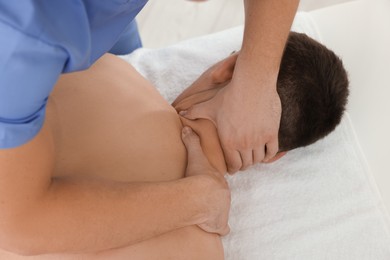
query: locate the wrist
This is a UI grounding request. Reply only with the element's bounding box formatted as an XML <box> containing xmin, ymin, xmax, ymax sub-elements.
<box><xmin>183</xmin><ymin>175</ymin><xmax>215</xmax><ymax>225</ymax></box>
<box><xmin>229</xmin><ymin>67</ymin><xmax>278</xmax><ymax>96</ymax></box>
<box><xmin>238</xmin><ymin>47</ymin><xmax>281</xmax><ymax>75</ymax></box>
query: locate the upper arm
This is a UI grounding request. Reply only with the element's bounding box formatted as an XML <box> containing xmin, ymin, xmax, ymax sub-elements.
<box><xmin>0</xmin><ymin>121</ymin><xmax>55</xmax><ymax>250</ymax></box>
<box><xmin>0</xmin><ymin>20</ymin><xmax>67</xmax><ymax>148</ymax></box>
<box><xmin>0</xmin><ymin>19</ymin><xmax>64</xmax><ymax>249</ymax></box>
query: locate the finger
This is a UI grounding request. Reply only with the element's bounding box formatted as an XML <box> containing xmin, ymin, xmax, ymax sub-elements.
<box><xmin>181</xmin><ymin>127</ymin><xmax>209</xmax><ymax>172</ymax></box>
<box><xmin>253</xmin><ymin>147</ymin><xmax>266</xmax><ymax>164</ymax></box>
<box><xmin>219</xmin><ymin>225</ymin><xmax>231</xmax><ymax>236</ymax></box>
<box><xmin>180</xmin><ymin>102</ymin><xmax>216</xmax><ymax>125</ymax></box>
<box><xmin>239</xmin><ymin>149</ymin><xmax>253</xmax><ymax>171</ymax></box>
<box><xmin>263</xmin><ymin>137</ymin><xmax>279</xmax><ymax>162</ymax></box>
<box><xmin>223</xmin><ymin>148</ymin><xmax>242</xmax><ymax>174</ymax></box>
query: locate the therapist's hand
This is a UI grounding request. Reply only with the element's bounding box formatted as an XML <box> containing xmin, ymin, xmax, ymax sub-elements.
<box><xmin>181</xmin><ymin>126</ymin><xmax>231</xmax><ymax>236</ymax></box>
<box><xmin>181</xmin><ymin>67</ymin><xmax>281</xmax><ymax>174</ymax></box>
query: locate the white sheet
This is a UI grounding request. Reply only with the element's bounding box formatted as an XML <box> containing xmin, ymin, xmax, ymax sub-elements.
<box><xmin>121</xmin><ymin>12</ymin><xmax>390</xmax><ymax>260</ymax></box>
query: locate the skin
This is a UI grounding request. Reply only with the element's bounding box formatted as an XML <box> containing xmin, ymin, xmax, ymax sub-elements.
<box><xmin>0</xmin><ymin>54</ymin><xmax>231</xmax><ymax>258</ymax></box>
<box><xmin>182</xmin><ymin>0</ymin><xmax>299</xmax><ymax>173</ymax></box>
<box><xmin>0</xmin><ymin>0</ymin><xmax>297</xmax><ymax>257</ymax></box>
<box><xmin>0</xmin><ymin>53</ymin><xmax>286</xmax><ymax>259</ymax></box>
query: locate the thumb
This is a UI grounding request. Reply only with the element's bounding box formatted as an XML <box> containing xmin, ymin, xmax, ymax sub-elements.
<box><xmin>181</xmin><ymin>127</ymin><xmax>210</xmax><ymax>176</ymax></box>
<box><xmin>180</xmin><ymin>100</ymin><xmax>216</xmax><ymax>124</ymax></box>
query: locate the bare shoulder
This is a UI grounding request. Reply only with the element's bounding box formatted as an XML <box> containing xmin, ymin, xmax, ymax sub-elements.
<box><xmin>47</xmin><ymin>52</ymin><xmax>184</xmax><ymax>181</ymax></box>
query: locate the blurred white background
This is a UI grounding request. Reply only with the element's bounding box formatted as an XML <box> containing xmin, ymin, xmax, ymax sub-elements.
<box><xmin>137</xmin><ymin>0</ymin><xmax>356</xmax><ymax>48</ymax></box>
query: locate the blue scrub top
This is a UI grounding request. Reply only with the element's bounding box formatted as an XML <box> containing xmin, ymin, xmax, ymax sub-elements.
<box><xmin>0</xmin><ymin>0</ymin><xmax>148</xmax><ymax>148</ymax></box>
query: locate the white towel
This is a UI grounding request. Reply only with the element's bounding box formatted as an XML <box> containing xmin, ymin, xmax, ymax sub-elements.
<box><xmin>223</xmin><ymin>114</ymin><xmax>390</xmax><ymax>259</ymax></box>
<box><xmin>121</xmin><ymin>12</ymin><xmax>390</xmax><ymax>260</ymax></box>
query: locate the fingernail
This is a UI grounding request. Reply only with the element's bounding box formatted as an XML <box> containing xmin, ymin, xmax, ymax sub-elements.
<box><xmin>182</xmin><ymin>126</ymin><xmax>192</xmax><ymax>135</ymax></box>
<box><xmin>179</xmin><ymin>110</ymin><xmax>187</xmax><ymax>116</ymax></box>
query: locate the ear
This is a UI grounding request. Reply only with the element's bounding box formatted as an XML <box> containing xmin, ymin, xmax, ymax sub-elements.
<box><xmin>264</xmin><ymin>151</ymin><xmax>287</xmax><ymax>163</ymax></box>
<box><xmin>210</xmin><ymin>52</ymin><xmax>239</xmax><ymax>84</ymax></box>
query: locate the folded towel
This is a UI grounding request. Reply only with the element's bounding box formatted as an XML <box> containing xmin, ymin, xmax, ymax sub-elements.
<box><xmin>121</xmin><ymin>12</ymin><xmax>390</xmax><ymax>260</ymax></box>
<box><xmin>223</xmin><ymin>114</ymin><xmax>390</xmax><ymax>259</ymax></box>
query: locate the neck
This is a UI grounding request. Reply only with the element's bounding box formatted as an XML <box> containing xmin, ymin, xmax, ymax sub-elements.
<box><xmin>174</xmin><ymin>89</ymin><xmax>227</xmax><ymax>175</ymax></box>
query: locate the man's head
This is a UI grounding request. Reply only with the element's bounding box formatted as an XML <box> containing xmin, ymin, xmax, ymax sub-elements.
<box><xmin>277</xmin><ymin>32</ymin><xmax>349</xmax><ymax>151</ymax></box>
<box><xmin>174</xmin><ymin>32</ymin><xmax>349</xmax><ymax>155</ymax></box>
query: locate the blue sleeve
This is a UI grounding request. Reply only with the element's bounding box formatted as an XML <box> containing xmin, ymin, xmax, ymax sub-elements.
<box><xmin>0</xmin><ymin>21</ymin><xmax>67</xmax><ymax>149</ymax></box>
<box><xmin>109</xmin><ymin>20</ymin><xmax>143</xmax><ymax>55</ymax></box>
<box><xmin>0</xmin><ymin>0</ymin><xmax>147</xmax><ymax>149</ymax></box>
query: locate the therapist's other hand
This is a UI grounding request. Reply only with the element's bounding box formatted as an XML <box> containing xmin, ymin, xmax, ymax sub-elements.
<box><xmin>181</xmin><ymin>73</ymin><xmax>281</xmax><ymax>174</ymax></box>
<box><xmin>181</xmin><ymin>126</ymin><xmax>231</xmax><ymax>236</ymax></box>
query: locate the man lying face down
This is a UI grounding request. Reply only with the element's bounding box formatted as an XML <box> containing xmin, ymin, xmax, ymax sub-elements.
<box><xmin>174</xmin><ymin>31</ymin><xmax>349</xmax><ymax>171</ymax></box>
<box><xmin>0</xmin><ymin>32</ymin><xmax>348</xmax><ymax>259</ymax></box>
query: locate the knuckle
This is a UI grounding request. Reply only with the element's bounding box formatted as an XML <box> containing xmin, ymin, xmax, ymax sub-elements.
<box><xmin>222</xmin><ymin>136</ymin><xmax>236</xmax><ymax>149</ymax></box>
<box><xmin>261</xmin><ymin>133</ymin><xmax>273</xmax><ymax>142</ymax></box>
<box><xmin>237</xmin><ymin>141</ymin><xmax>250</xmax><ymax>150</ymax></box>
<box><xmin>224</xmin><ymin>143</ymin><xmax>235</xmax><ymax>151</ymax></box>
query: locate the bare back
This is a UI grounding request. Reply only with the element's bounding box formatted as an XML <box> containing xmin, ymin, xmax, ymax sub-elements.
<box><xmin>0</xmin><ymin>54</ymin><xmax>224</xmax><ymax>259</ymax></box>
<box><xmin>48</xmin><ymin>54</ymin><xmax>187</xmax><ymax>182</ymax></box>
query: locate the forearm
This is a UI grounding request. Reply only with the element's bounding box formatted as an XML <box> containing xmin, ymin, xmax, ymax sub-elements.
<box><xmin>240</xmin><ymin>0</ymin><xmax>299</xmax><ymax>75</ymax></box>
<box><xmin>3</xmin><ymin>176</ymin><xmax>208</xmax><ymax>255</ymax></box>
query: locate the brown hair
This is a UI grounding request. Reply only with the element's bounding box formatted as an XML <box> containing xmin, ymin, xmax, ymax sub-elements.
<box><xmin>277</xmin><ymin>32</ymin><xmax>349</xmax><ymax>151</ymax></box>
